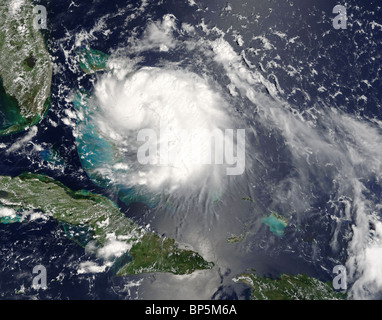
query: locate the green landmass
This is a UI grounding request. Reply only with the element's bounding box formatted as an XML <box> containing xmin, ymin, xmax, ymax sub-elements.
<box><xmin>234</xmin><ymin>272</ymin><xmax>346</xmax><ymax>300</ymax></box>
<box><xmin>0</xmin><ymin>173</ymin><xmax>213</xmax><ymax>275</ymax></box>
<box><xmin>76</xmin><ymin>48</ymin><xmax>109</xmax><ymax>74</ymax></box>
<box><xmin>261</xmin><ymin>211</ymin><xmax>288</xmax><ymax>238</ymax></box>
<box><xmin>117</xmin><ymin>234</ymin><xmax>214</xmax><ymax>275</ymax></box>
<box><xmin>226</xmin><ymin>231</ymin><xmax>246</xmax><ymax>244</ymax></box>
<box><xmin>0</xmin><ymin>0</ymin><xmax>52</xmax><ymax>135</ymax></box>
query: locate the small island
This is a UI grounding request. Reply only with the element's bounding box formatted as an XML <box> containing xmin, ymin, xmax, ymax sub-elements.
<box><xmin>226</xmin><ymin>231</ymin><xmax>246</xmax><ymax>244</ymax></box>
<box><xmin>76</xmin><ymin>47</ymin><xmax>109</xmax><ymax>74</ymax></box>
<box><xmin>241</xmin><ymin>197</ymin><xmax>255</xmax><ymax>202</ymax></box>
<box><xmin>261</xmin><ymin>211</ymin><xmax>289</xmax><ymax>238</ymax></box>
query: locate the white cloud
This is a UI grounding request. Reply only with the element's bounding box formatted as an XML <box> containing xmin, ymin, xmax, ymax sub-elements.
<box><xmin>77</xmin><ymin>261</ymin><xmax>107</xmax><ymax>274</ymax></box>
<box><xmin>96</xmin><ymin>233</ymin><xmax>131</xmax><ymax>261</ymax></box>
<box><xmin>7</xmin><ymin>126</ymin><xmax>38</xmax><ymax>153</ymax></box>
<box><xmin>89</xmin><ymin>65</ymin><xmax>241</xmax><ymax>193</ymax></box>
<box><xmin>9</xmin><ymin>0</ymin><xmax>25</xmax><ymax>15</ymax></box>
<box><xmin>137</xmin><ymin>14</ymin><xmax>178</xmax><ymax>52</ymax></box>
<box><xmin>0</xmin><ymin>207</ymin><xmax>17</xmax><ymax>219</ymax></box>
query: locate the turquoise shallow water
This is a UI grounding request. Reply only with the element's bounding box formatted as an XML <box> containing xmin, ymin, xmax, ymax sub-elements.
<box><xmin>73</xmin><ymin>90</ymin><xmax>160</xmax><ymax>208</ymax></box>
<box><xmin>0</xmin><ymin>209</ymin><xmax>21</xmax><ymax>224</ymax></box>
<box><xmin>73</xmin><ymin>91</ymin><xmax>115</xmax><ymax>185</ymax></box>
<box><xmin>76</xmin><ymin>47</ymin><xmax>109</xmax><ymax>74</ymax></box>
<box><xmin>261</xmin><ymin>213</ymin><xmax>288</xmax><ymax>238</ymax></box>
<box><xmin>0</xmin><ymin>216</ymin><xmax>21</xmax><ymax>224</ymax></box>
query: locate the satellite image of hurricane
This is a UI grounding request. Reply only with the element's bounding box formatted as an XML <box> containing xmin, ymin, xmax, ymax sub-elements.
<box><xmin>0</xmin><ymin>0</ymin><xmax>382</xmax><ymax>301</ymax></box>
